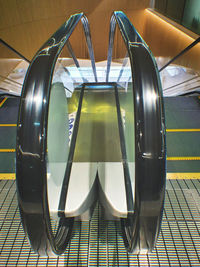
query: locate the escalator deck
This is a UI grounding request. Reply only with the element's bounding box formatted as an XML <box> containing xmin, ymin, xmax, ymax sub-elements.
<box><xmin>1</xmin><ymin>179</ymin><xmax>200</xmax><ymax>266</ymax></box>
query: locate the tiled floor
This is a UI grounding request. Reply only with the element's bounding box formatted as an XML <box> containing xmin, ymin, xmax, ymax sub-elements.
<box><xmin>0</xmin><ymin>179</ymin><xmax>200</xmax><ymax>266</ymax></box>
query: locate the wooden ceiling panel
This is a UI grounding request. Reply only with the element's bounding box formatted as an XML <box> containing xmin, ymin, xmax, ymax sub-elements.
<box><xmin>0</xmin><ymin>0</ymin><xmax>149</xmax><ymax>60</ymax></box>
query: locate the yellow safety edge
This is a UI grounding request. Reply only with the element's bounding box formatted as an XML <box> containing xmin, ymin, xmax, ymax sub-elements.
<box><xmin>1</xmin><ymin>173</ymin><xmax>200</xmax><ymax>180</ymax></box>
<box><xmin>167</xmin><ymin>156</ymin><xmax>200</xmax><ymax>160</ymax></box>
<box><xmin>0</xmin><ymin>124</ymin><xmax>17</xmax><ymax>127</ymax></box>
<box><xmin>0</xmin><ymin>149</ymin><xmax>16</xmax><ymax>152</ymax></box>
<box><xmin>167</xmin><ymin>129</ymin><xmax>200</xmax><ymax>132</ymax></box>
<box><xmin>0</xmin><ymin>97</ymin><xmax>7</xmax><ymax>107</ymax></box>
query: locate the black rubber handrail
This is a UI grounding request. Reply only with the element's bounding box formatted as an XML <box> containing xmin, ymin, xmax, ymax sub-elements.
<box><xmin>106</xmin><ymin>12</ymin><xmax>145</xmax><ymax>82</ymax></box>
<box><xmin>107</xmin><ymin>11</ymin><xmax>166</xmax><ymax>253</ymax></box>
<box><xmin>159</xmin><ymin>37</ymin><xmax>200</xmax><ymax>72</ymax></box>
<box><xmin>0</xmin><ymin>38</ymin><xmax>31</xmax><ymax>63</ymax></box>
<box><xmin>16</xmin><ymin>13</ymin><xmax>96</xmax><ymax>256</ymax></box>
<box><xmin>60</xmin><ymin>40</ymin><xmax>88</xmax><ymax>83</ymax></box>
<box><xmin>81</xmin><ymin>15</ymin><xmax>98</xmax><ymax>82</ymax></box>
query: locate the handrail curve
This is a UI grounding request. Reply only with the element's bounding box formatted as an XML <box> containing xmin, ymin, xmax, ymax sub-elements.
<box><xmin>16</xmin><ymin>13</ymin><xmax>96</xmax><ymax>256</ymax></box>
<box><xmin>107</xmin><ymin>11</ymin><xmax>166</xmax><ymax>253</ymax></box>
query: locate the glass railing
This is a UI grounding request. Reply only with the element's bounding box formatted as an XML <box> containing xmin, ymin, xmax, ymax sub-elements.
<box><xmin>16</xmin><ymin>13</ymin><xmax>96</xmax><ymax>256</ymax></box>
<box><xmin>107</xmin><ymin>13</ymin><xmax>135</xmax><ymax>218</ymax></box>
<box><xmin>54</xmin><ymin>16</ymin><xmax>97</xmax><ymax>96</ymax></box>
<box><xmin>107</xmin><ymin>11</ymin><xmax>166</xmax><ymax>253</ymax></box>
<box><xmin>106</xmin><ymin>26</ymin><xmax>131</xmax><ymax>85</ymax></box>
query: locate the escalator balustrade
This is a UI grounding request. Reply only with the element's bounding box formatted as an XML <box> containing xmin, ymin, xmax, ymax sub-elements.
<box><xmin>16</xmin><ymin>11</ymin><xmax>166</xmax><ymax>256</ymax></box>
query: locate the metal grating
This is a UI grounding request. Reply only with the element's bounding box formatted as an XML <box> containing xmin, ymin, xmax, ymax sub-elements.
<box><xmin>1</xmin><ymin>179</ymin><xmax>200</xmax><ymax>266</ymax></box>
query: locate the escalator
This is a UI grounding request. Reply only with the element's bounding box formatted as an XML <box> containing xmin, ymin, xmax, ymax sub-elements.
<box><xmin>15</xmin><ymin>11</ymin><xmax>166</xmax><ymax>256</ymax></box>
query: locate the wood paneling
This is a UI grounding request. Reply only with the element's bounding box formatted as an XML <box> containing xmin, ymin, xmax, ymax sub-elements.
<box><xmin>143</xmin><ymin>9</ymin><xmax>200</xmax><ymax>72</ymax></box>
<box><xmin>0</xmin><ymin>0</ymin><xmax>149</xmax><ymax>61</ymax></box>
<box><xmin>1</xmin><ymin>1</ymin><xmax>199</xmax><ymax>72</ymax></box>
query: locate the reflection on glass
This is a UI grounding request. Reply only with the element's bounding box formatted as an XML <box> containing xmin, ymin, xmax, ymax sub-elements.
<box><xmin>47</xmin><ymin>80</ymin><xmax>81</xmax><ymax>233</ymax></box>
<box><xmin>47</xmin><ymin>82</ymin><xmax>68</xmax><ymax>232</ymax></box>
<box><xmin>155</xmin><ymin>0</ymin><xmax>200</xmax><ymax>35</ymax></box>
<box><xmin>155</xmin><ymin>0</ymin><xmax>167</xmax><ymax>14</ymax></box>
<box><xmin>73</xmin><ymin>88</ymin><xmax>122</xmax><ymax>163</ymax></box>
<box><xmin>109</xmin><ymin>25</ymin><xmax>135</xmax><ymax>191</ymax></box>
<box><xmin>108</xmin><ymin>26</ymin><xmax>132</xmax><ymax>87</ymax></box>
<box><xmin>0</xmin><ymin>42</ymin><xmax>29</xmax><ymax>96</ymax></box>
<box><xmin>182</xmin><ymin>0</ymin><xmax>200</xmax><ymax>35</ymax></box>
<box><xmin>165</xmin><ymin>0</ymin><xmax>185</xmax><ymax>23</ymax></box>
<box><xmin>52</xmin><ymin>20</ymin><xmax>96</xmax><ymax>100</ymax></box>
<box><xmin>46</xmin><ymin>18</ymin><xmax>97</xmax><ymax>234</ymax></box>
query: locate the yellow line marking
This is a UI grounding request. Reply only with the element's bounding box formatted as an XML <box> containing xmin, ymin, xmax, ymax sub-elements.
<box><xmin>0</xmin><ymin>149</ymin><xmax>200</xmax><ymax>161</ymax></box>
<box><xmin>0</xmin><ymin>124</ymin><xmax>17</xmax><ymax>127</ymax></box>
<box><xmin>1</xmin><ymin>173</ymin><xmax>199</xmax><ymax>180</ymax></box>
<box><xmin>167</xmin><ymin>129</ymin><xmax>200</xmax><ymax>132</ymax></box>
<box><xmin>0</xmin><ymin>97</ymin><xmax>7</xmax><ymax>107</ymax></box>
<box><xmin>167</xmin><ymin>173</ymin><xmax>200</xmax><ymax>179</ymax></box>
<box><xmin>167</xmin><ymin>156</ymin><xmax>200</xmax><ymax>161</ymax></box>
<box><xmin>0</xmin><ymin>149</ymin><xmax>15</xmax><ymax>152</ymax></box>
<box><xmin>0</xmin><ymin>173</ymin><xmax>16</xmax><ymax>180</ymax></box>
<box><xmin>0</xmin><ymin>149</ymin><xmax>200</xmax><ymax>160</ymax></box>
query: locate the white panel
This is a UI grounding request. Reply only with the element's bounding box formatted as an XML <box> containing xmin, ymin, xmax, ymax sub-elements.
<box><xmin>47</xmin><ymin>162</ymin><xmax>66</xmax><ymax>217</ymax></box>
<box><xmin>65</xmin><ymin>162</ymin><xmax>98</xmax><ymax>217</ymax></box>
<box><xmin>98</xmin><ymin>162</ymin><xmax>127</xmax><ymax>217</ymax></box>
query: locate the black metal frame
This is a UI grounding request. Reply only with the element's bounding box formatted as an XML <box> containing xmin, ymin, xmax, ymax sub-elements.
<box><xmin>107</xmin><ymin>11</ymin><xmax>166</xmax><ymax>253</ymax></box>
<box><xmin>16</xmin><ymin>13</ymin><xmax>96</xmax><ymax>256</ymax></box>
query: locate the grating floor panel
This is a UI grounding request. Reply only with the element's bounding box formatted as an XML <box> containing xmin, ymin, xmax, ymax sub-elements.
<box><xmin>0</xmin><ymin>179</ymin><xmax>200</xmax><ymax>266</ymax></box>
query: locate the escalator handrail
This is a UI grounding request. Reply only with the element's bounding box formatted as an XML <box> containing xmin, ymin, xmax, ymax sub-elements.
<box><xmin>81</xmin><ymin>15</ymin><xmax>98</xmax><ymax>82</ymax></box>
<box><xmin>16</xmin><ymin>13</ymin><xmax>96</xmax><ymax>256</ymax></box>
<box><xmin>106</xmin><ymin>11</ymin><xmax>147</xmax><ymax>82</ymax></box>
<box><xmin>107</xmin><ymin>11</ymin><xmax>166</xmax><ymax>253</ymax></box>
